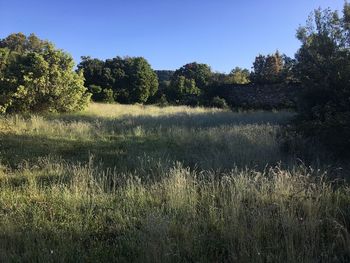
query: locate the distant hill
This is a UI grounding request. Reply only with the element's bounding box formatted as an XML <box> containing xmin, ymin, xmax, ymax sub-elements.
<box><xmin>155</xmin><ymin>70</ymin><xmax>174</xmax><ymax>82</ymax></box>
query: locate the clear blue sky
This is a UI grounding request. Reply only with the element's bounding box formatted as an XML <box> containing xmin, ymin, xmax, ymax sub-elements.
<box><xmin>0</xmin><ymin>0</ymin><xmax>345</xmax><ymax>72</ymax></box>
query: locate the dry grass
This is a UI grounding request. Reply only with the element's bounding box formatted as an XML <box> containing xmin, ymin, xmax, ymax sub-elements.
<box><xmin>0</xmin><ymin>103</ymin><xmax>348</xmax><ymax>262</ymax></box>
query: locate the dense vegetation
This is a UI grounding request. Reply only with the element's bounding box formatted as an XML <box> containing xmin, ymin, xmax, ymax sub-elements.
<box><xmin>292</xmin><ymin>5</ymin><xmax>350</xmax><ymax>157</ymax></box>
<box><xmin>0</xmin><ymin>33</ymin><xmax>90</xmax><ymax>113</ymax></box>
<box><xmin>0</xmin><ymin>3</ymin><xmax>349</xmax><ymax>262</ymax></box>
<box><xmin>78</xmin><ymin>55</ymin><xmax>293</xmax><ymax>107</ymax></box>
<box><xmin>77</xmin><ymin>56</ymin><xmax>158</xmax><ymax>104</ymax></box>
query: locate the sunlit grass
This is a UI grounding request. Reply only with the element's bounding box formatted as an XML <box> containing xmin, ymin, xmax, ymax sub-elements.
<box><xmin>0</xmin><ymin>103</ymin><xmax>348</xmax><ymax>262</ymax></box>
<box><xmin>0</xmin><ymin>159</ymin><xmax>349</xmax><ymax>262</ymax></box>
<box><xmin>83</xmin><ymin>102</ymin><xmax>225</xmax><ymax>117</ymax></box>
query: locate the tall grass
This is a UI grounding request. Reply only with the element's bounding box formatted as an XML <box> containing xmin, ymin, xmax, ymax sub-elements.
<box><xmin>0</xmin><ymin>103</ymin><xmax>295</xmax><ymax>170</ymax></box>
<box><xmin>0</xmin><ymin>103</ymin><xmax>348</xmax><ymax>262</ymax></box>
<box><xmin>0</xmin><ymin>159</ymin><xmax>349</xmax><ymax>262</ymax></box>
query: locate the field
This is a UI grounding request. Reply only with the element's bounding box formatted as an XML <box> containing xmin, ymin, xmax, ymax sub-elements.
<box><xmin>0</xmin><ymin>103</ymin><xmax>349</xmax><ymax>262</ymax></box>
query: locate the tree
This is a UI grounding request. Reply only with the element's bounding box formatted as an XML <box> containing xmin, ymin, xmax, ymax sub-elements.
<box><xmin>293</xmin><ymin>4</ymin><xmax>350</xmax><ymax>156</ymax></box>
<box><xmin>78</xmin><ymin>56</ymin><xmax>158</xmax><ymax>104</ymax></box>
<box><xmin>211</xmin><ymin>96</ymin><xmax>229</xmax><ymax>109</ymax></box>
<box><xmin>167</xmin><ymin>62</ymin><xmax>212</xmax><ymax>104</ymax></box>
<box><xmin>251</xmin><ymin>51</ymin><xmax>289</xmax><ymax>84</ymax></box>
<box><xmin>155</xmin><ymin>70</ymin><xmax>174</xmax><ymax>82</ymax></box>
<box><xmin>228</xmin><ymin>67</ymin><xmax>251</xmax><ymax>84</ymax></box>
<box><xmin>0</xmin><ymin>33</ymin><xmax>90</xmax><ymax>113</ymax></box>
<box><xmin>123</xmin><ymin>57</ymin><xmax>158</xmax><ymax>103</ymax></box>
<box><xmin>172</xmin><ymin>62</ymin><xmax>212</xmax><ymax>90</ymax></box>
<box><xmin>167</xmin><ymin>76</ymin><xmax>201</xmax><ymax>105</ymax></box>
<box><xmin>77</xmin><ymin>56</ymin><xmax>105</xmax><ymax>88</ymax></box>
<box><xmin>0</xmin><ymin>33</ymin><xmax>50</xmax><ymax>53</ymax></box>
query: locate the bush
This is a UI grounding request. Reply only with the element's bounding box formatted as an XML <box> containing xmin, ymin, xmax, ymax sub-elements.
<box><xmin>101</xmin><ymin>88</ymin><xmax>114</xmax><ymax>103</ymax></box>
<box><xmin>88</xmin><ymin>84</ymin><xmax>102</xmax><ymax>101</ymax></box>
<box><xmin>157</xmin><ymin>94</ymin><xmax>168</xmax><ymax>107</ymax></box>
<box><xmin>0</xmin><ymin>33</ymin><xmax>90</xmax><ymax>113</ymax></box>
<box><xmin>211</xmin><ymin>96</ymin><xmax>229</xmax><ymax>109</ymax></box>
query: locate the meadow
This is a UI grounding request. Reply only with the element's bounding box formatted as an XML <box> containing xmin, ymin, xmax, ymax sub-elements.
<box><xmin>0</xmin><ymin>103</ymin><xmax>349</xmax><ymax>262</ymax></box>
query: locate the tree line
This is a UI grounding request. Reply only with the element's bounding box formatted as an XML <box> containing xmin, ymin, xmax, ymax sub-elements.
<box><xmin>0</xmin><ymin>3</ymin><xmax>349</xmax><ymax>156</ymax></box>
<box><xmin>0</xmin><ymin>34</ymin><xmax>295</xmax><ymax>109</ymax></box>
<box><xmin>77</xmin><ymin>51</ymin><xmax>294</xmax><ymax>106</ymax></box>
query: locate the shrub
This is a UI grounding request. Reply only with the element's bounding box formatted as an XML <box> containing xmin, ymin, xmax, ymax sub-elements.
<box><xmin>211</xmin><ymin>96</ymin><xmax>229</xmax><ymax>109</ymax></box>
<box><xmin>101</xmin><ymin>88</ymin><xmax>114</xmax><ymax>103</ymax></box>
<box><xmin>157</xmin><ymin>94</ymin><xmax>168</xmax><ymax>107</ymax></box>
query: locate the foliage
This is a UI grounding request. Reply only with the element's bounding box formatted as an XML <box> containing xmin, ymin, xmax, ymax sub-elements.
<box><xmin>0</xmin><ymin>33</ymin><xmax>90</xmax><ymax>113</ymax></box>
<box><xmin>228</xmin><ymin>67</ymin><xmax>251</xmax><ymax>84</ymax></box>
<box><xmin>157</xmin><ymin>94</ymin><xmax>168</xmax><ymax>107</ymax></box>
<box><xmin>78</xmin><ymin>57</ymin><xmax>105</xmax><ymax>88</ymax></box>
<box><xmin>155</xmin><ymin>70</ymin><xmax>174</xmax><ymax>82</ymax></box>
<box><xmin>165</xmin><ymin>62</ymin><xmax>212</xmax><ymax>104</ymax></box>
<box><xmin>78</xmin><ymin>56</ymin><xmax>158</xmax><ymax>104</ymax></box>
<box><xmin>172</xmin><ymin>62</ymin><xmax>212</xmax><ymax>89</ymax></box>
<box><xmin>294</xmin><ymin>4</ymin><xmax>350</xmax><ymax>157</ymax></box>
<box><xmin>211</xmin><ymin>96</ymin><xmax>229</xmax><ymax>109</ymax></box>
<box><xmin>0</xmin><ymin>32</ymin><xmax>50</xmax><ymax>53</ymax></box>
<box><xmin>146</xmin><ymin>80</ymin><xmax>170</xmax><ymax>104</ymax></box>
<box><xmin>88</xmin><ymin>84</ymin><xmax>103</xmax><ymax>101</ymax></box>
<box><xmin>101</xmin><ymin>88</ymin><xmax>114</xmax><ymax>103</ymax></box>
<box><xmin>168</xmin><ymin>75</ymin><xmax>201</xmax><ymax>104</ymax></box>
<box><xmin>251</xmin><ymin>51</ymin><xmax>294</xmax><ymax>84</ymax></box>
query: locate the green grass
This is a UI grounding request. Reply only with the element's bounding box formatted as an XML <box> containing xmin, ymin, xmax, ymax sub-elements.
<box><xmin>0</xmin><ymin>103</ymin><xmax>349</xmax><ymax>262</ymax></box>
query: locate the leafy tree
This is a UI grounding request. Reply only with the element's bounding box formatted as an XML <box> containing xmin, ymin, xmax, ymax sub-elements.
<box><xmin>158</xmin><ymin>94</ymin><xmax>168</xmax><ymax>106</ymax></box>
<box><xmin>228</xmin><ymin>67</ymin><xmax>251</xmax><ymax>84</ymax></box>
<box><xmin>293</xmin><ymin>4</ymin><xmax>350</xmax><ymax>156</ymax></box>
<box><xmin>78</xmin><ymin>56</ymin><xmax>158</xmax><ymax>104</ymax></box>
<box><xmin>101</xmin><ymin>88</ymin><xmax>114</xmax><ymax>103</ymax></box>
<box><xmin>169</xmin><ymin>75</ymin><xmax>201</xmax><ymax>103</ymax></box>
<box><xmin>77</xmin><ymin>57</ymin><xmax>105</xmax><ymax>88</ymax></box>
<box><xmin>251</xmin><ymin>54</ymin><xmax>266</xmax><ymax>83</ymax></box>
<box><xmin>155</xmin><ymin>70</ymin><xmax>174</xmax><ymax>82</ymax></box>
<box><xmin>124</xmin><ymin>57</ymin><xmax>159</xmax><ymax>103</ymax></box>
<box><xmin>88</xmin><ymin>84</ymin><xmax>114</xmax><ymax>103</ymax></box>
<box><xmin>172</xmin><ymin>62</ymin><xmax>212</xmax><ymax>90</ymax></box>
<box><xmin>167</xmin><ymin>62</ymin><xmax>212</xmax><ymax>104</ymax></box>
<box><xmin>0</xmin><ymin>33</ymin><xmax>90</xmax><ymax>113</ymax></box>
<box><xmin>251</xmin><ymin>51</ymin><xmax>291</xmax><ymax>84</ymax></box>
<box><xmin>211</xmin><ymin>96</ymin><xmax>229</xmax><ymax>109</ymax></box>
<box><xmin>210</xmin><ymin>72</ymin><xmax>229</xmax><ymax>84</ymax></box>
<box><xmin>0</xmin><ymin>33</ymin><xmax>50</xmax><ymax>53</ymax></box>
<box><xmin>147</xmin><ymin>79</ymin><xmax>171</xmax><ymax>104</ymax></box>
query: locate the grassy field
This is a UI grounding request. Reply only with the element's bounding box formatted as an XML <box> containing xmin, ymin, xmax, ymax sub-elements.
<box><xmin>0</xmin><ymin>103</ymin><xmax>349</xmax><ymax>262</ymax></box>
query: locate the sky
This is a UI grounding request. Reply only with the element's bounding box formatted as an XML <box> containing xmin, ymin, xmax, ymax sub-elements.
<box><xmin>0</xmin><ymin>0</ymin><xmax>346</xmax><ymax>73</ymax></box>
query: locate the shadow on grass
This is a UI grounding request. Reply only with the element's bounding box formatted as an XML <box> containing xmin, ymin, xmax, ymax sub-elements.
<box><xmin>0</xmin><ymin>133</ymin><xmax>155</xmax><ymax>169</ymax></box>
<box><xmin>0</xmin><ymin>127</ymin><xmax>285</xmax><ymax>174</ymax></box>
<box><xmin>0</xmin><ymin>229</ymin><xmax>140</xmax><ymax>262</ymax></box>
<box><xmin>48</xmin><ymin>110</ymin><xmax>294</xmax><ymax>132</ymax></box>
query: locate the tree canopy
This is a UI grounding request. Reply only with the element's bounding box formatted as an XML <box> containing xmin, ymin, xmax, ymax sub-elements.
<box><xmin>293</xmin><ymin>3</ymin><xmax>350</xmax><ymax>156</ymax></box>
<box><xmin>78</xmin><ymin>56</ymin><xmax>158</xmax><ymax>104</ymax></box>
<box><xmin>229</xmin><ymin>67</ymin><xmax>251</xmax><ymax>84</ymax></box>
<box><xmin>165</xmin><ymin>62</ymin><xmax>212</xmax><ymax>104</ymax></box>
<box><xmin>172</xmin><ymin>62</ymin><xmax>212</xmax><ymax>89</ymax></box>
<box><xmin>0</xmin><ymin>33</ymin><xmax>90</xmax><ymax>113</ymax></box>
<box><xmin>251</xmin><ymin>51</ymin><xmax>294</xmax><ymax>84</ymax></box>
